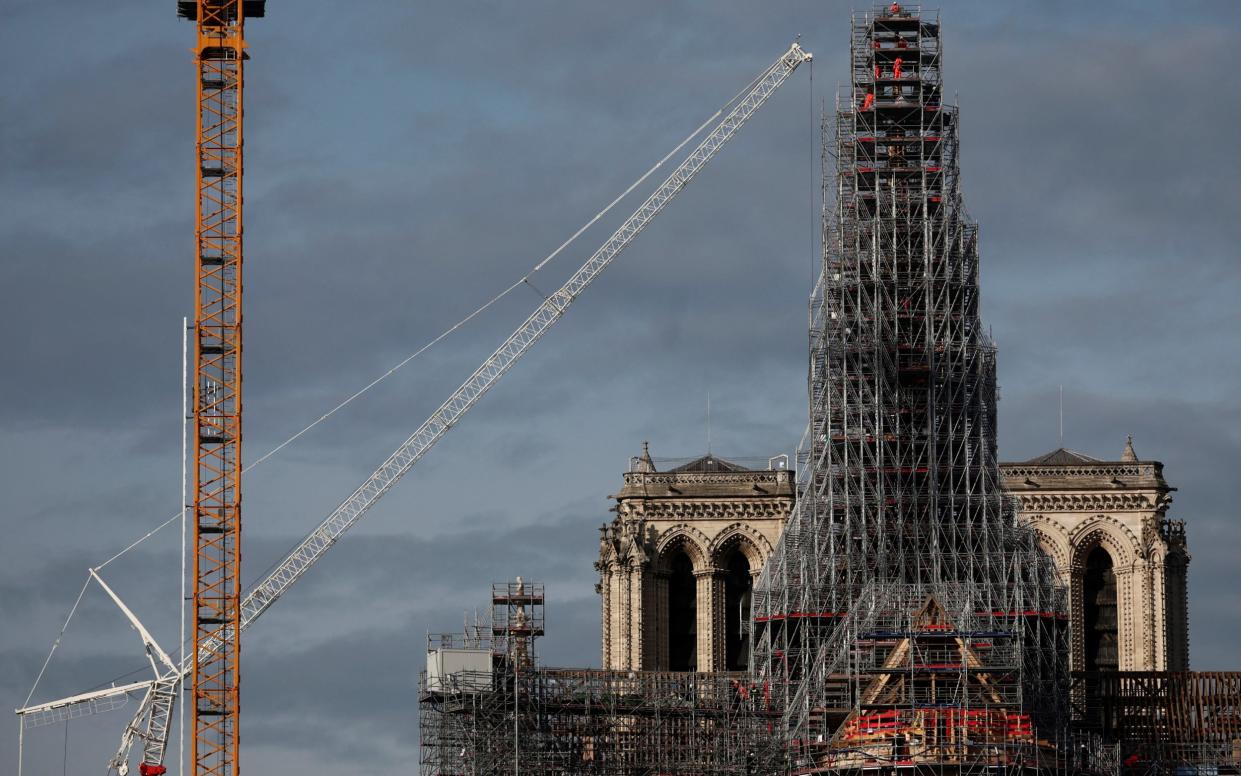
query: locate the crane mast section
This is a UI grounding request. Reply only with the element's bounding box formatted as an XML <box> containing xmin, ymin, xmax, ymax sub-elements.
<box><xmin>191</xmin><ymin>1</ymin><xmax>246</xmax><ymax>775</ymax></box>
<box><xmin>235</xmin><ymin>43</ymin><xmax>812</xmax><ymax>630</ymax></box>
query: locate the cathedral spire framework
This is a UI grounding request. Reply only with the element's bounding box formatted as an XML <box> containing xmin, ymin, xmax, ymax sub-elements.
<box><xmin>751</xmin><ymin>5</ymin><xmax>1069</xmax><ymax>771</ymax></box>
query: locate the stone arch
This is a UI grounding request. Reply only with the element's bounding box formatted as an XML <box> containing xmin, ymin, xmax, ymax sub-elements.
<box><xmin>653</xmin><ymin>525</ymin><xmax>710</xmax><ymax>672</ymax></box>
<box><xmin>1069</xmin><ymin>515</ymin><xmax>1141</xmax><ymax>573</ymax></box>
<box><xmin>1067</xmin><ymin>515</ymin><xmax>1141</xmax><ymax>671</ymax></box>
<box><xmin>654</xmin><ymin>524</ymin><xmax>711</xmax><ymax>573</ymax></box>
<box><xmin>1025</xmin><ymin>514</ymin><xmax>1071</xmax><ymax>581</ymax></box>
<box><xmin>1081</xmin><ymin>545</ymin><xmax>1120</xmax><ymax>671</ymax></box>
<box><xmin>707</xmin><ymin>527</ymin><xmax>768</xmax><ymax>673</ymax></box>
<box><xmin>708</xmin><ymin>522</ymin><xmax>772</xmax><ymax>571</ymax></box>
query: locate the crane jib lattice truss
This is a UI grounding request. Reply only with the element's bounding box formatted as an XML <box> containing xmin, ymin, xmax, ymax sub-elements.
<box><xmin>15</xmin><ymin>39</ymin><xmax>812</xmax><ymax>776</ymax></box>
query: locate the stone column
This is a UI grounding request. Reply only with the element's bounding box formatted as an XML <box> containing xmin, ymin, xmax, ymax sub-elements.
<box><xmin>625</xmin><ymin>568</ymin><xmax>636</xmax><ymax>668</ymax></box>
<box><xmin>599</xmin><ymin>563</ymin><xmax>613</xmax><ymax>668</ymax></box>
<box><xmin>1137</xmin><ymin>558</ymin><xmax>1156</xmax><ymax>670</ymax></box>
<box><xmin>711</xmin><ymin>569</ymin><xmax>726</xmax><ymax>672</ymax></box>
<box><xmin>641</xmin><ymin>569</ymin><xmax>662</xmax><ymax>670</ymax></box>
<box><xmin>653</xmin><ymin>572</ymin><xmax>669</xmax><ymax>670</ymax></box>
<box><xmin>1114</xmin><ymin>566</ymin><xmax>1138</xmax><ymax>671</ymax></box>
<box><xmin>1150</xmin><ymin>556</ymin><xmax>1168</xmax><ymax>671</ymax></box>
<box><xmin>629</xmin><ymin>561</ymin><xmax>644</xmax><ymax>669</ymax></box>
<box><xmin>696</xmin><ymin>567</ymin><xmax>723</xmax><ymax>673</ymax></box>
<box><xmin>1069</xmin><ymin>565</ymin><xmax>1084</xmax><ymax>672</ymax></box>
<box><xmin>610</xmin><ymin>565</ymin><xmax>627</xmax><ymax>669</ymax></box>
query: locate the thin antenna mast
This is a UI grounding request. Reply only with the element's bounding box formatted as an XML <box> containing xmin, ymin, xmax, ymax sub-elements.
<box><xmin>1059</xmin><ymin>385</ymin><xmax>1064</xmax><ymax>446</ymax></box>
<box><xmin>706</xmin><ymin>391</ymin><xmax>711</xmax><ymax>454</ymax></box>
<box><xmin>179</xmin><ymin>317</ymin><xmax>189</xmax><ymax>776</ymax></box>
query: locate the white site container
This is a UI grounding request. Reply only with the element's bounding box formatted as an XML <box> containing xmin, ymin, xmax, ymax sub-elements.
<box><xmin>426</xmin><ymin>648</ymin><xmax>493</xmax><ymax>694</ymax></box>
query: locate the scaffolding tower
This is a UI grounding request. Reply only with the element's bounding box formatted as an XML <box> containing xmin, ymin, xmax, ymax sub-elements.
<box><xmin>751</xmin><ymin>5</ymin><xmax>1069</xmax><ymax>773</ymax></box>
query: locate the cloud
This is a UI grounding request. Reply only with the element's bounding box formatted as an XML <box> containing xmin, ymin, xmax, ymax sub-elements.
<box><xmin>5</xmin><ymin>1</ymin><xmax>1241</xmax><ymax>772</ymax></box>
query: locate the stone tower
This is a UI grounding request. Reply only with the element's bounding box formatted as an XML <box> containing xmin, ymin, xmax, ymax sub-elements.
<box><xmin>595</xmin><ymin>443</ymin><xmax>794</xmax><ymax>672</ymax></box>
<box><xmin>1000</xmin><ymin>437</ymin><xmax>1190</xmax><ymax>671</ymax></box>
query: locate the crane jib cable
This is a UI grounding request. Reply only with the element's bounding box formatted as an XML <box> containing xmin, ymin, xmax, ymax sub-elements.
<box><xmin>18</xmin><ymin>95</ymin><xmax>724</xmax><ymax>725</ymax></box>
<box><xmin>17</xmin><ymin>43</ymin><xmax>813</xmax><ymax>776</ymax></box>
<box><xmin>20</xmin><ymin>59</ymin><xmax>778</xmax><ymax>708</ymax></box>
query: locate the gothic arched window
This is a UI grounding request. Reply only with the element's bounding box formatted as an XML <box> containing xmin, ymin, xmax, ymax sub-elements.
<box><xmin>668</xmin><ymin>550</ymin><xmax>697</xmax><ymax>671</ymax></box>
<box><xmin>723</xmin><ymin>549</ymin><xmax>752</xmax><ymax>671</ymax></box>
<box><xmin>1083</xmin><ymin>546</ymin><xmax>1119</xmax><ymax>671</ymax></box>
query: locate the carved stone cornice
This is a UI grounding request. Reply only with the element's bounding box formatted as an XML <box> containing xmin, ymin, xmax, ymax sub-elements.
<box><xmin>623</xmin><ymin>470</ymin><xmax>791</xmax><ymax>488</ymax></box>
<box><xmin>1011</xmin><ymin>492</ymin><xmax>1154</xmax><ymax>512</ymax></box>
<box><xmin>625</xmin><ymin>498</ymin><xmax>793</xmax><ymax>522</ymax></box>
<box><xmin>1000</xmin><ymin>463</ymin><xmax>1157</xmax><ymax>479</ymax></box>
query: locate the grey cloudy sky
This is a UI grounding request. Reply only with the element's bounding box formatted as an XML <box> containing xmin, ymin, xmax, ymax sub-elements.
<box><xmin>3</xmin><ymin>1</ymin><xmax>1240</xmax><ymax>773</ymax></box>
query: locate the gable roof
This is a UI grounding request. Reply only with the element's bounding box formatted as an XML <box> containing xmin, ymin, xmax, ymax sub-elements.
<box><xmin>1021</xmin><ymin>448</ymin><xmax>1102</xmax><ymax>466</ymax></box>
<box><xmin>667</xmin><ymin>454</ymin><xmax>750</xmax><ymax>473</ymax></box>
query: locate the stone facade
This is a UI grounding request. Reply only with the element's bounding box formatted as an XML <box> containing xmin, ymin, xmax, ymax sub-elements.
<box><xmin>595</xmin><ymin>445</ymin><xmax>794</xmax><ymax>672</ymax></box>
<box><xmin>999</xmin><ymin>438</ymin><xmax>1190</xmax><ymax>671</ymax></box>
<box><xmin>599</xmin><ymin>438</ymin><xmax>1190</xmax><ymax>673</ymax></box>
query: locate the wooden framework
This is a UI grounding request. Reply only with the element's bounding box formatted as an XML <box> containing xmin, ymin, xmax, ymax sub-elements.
<box><xmin>1072</xmin><ymin>671</ymin><xmax>1241</xmax><ymax>753</ymax></box>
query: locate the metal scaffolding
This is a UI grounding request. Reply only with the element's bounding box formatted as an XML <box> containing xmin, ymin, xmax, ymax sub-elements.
<box><xmin>750</xmin><ymin>5</ymin><xmax>1070</xmax><ymax>773</ymax></box>
<box><xmin>418</xmin><ymin>7</ymin><xmax>1241</xmax><ymax>776</ymax></box>
<box><xmin>418</xmin><ymin>580</ymin><xmax>779</xmax><ymax>775</ymax></box>
<box><xmin>419</xmin><ymin>667</ymin><xmax>778</xmax><ymax>775</ymax></box>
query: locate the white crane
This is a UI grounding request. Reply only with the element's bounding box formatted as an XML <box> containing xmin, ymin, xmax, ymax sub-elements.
<box><xmin>15</xmin><ymin>41</ymin><xmax>812</xmax><ymax>775</ymax></box>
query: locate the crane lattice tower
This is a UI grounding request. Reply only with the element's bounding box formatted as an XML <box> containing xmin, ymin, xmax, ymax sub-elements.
<box><xmin>178</xmin><ymin>1</ymin><xmax>264</xmax><ymax>774</ymax></box>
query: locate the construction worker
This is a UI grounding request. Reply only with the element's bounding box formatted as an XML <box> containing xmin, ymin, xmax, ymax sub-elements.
<box><xmin>889</xmin><ymin>3</ymin><xmax>902</xmax><ymax>16</ymax></box>
<box><xmin>893</xmin><ymin>57</ymin><xmax>903</xmax><ymax>79</ymax></box>
<box><xmin>861</xmin><ymin>92</ymin><xmax>875</xmax><ymax>111</ymax></box>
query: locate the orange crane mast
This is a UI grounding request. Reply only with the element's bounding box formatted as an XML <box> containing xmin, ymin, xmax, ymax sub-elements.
<box><xmin>178</xmin><ymin>1</ymin><xmax>263</xmax><ymax>774</ymax></box>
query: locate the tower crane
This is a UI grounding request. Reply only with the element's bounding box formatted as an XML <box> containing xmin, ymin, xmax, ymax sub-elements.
<box><xmin>15</xmin><ymin>38</ymin><xmax>812</xmax><ymax>776</ymax></box>
<box><xmin>181</xmin><ymin>1</ymin><xmax>263</xmax><ymax>775</ymax></box>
